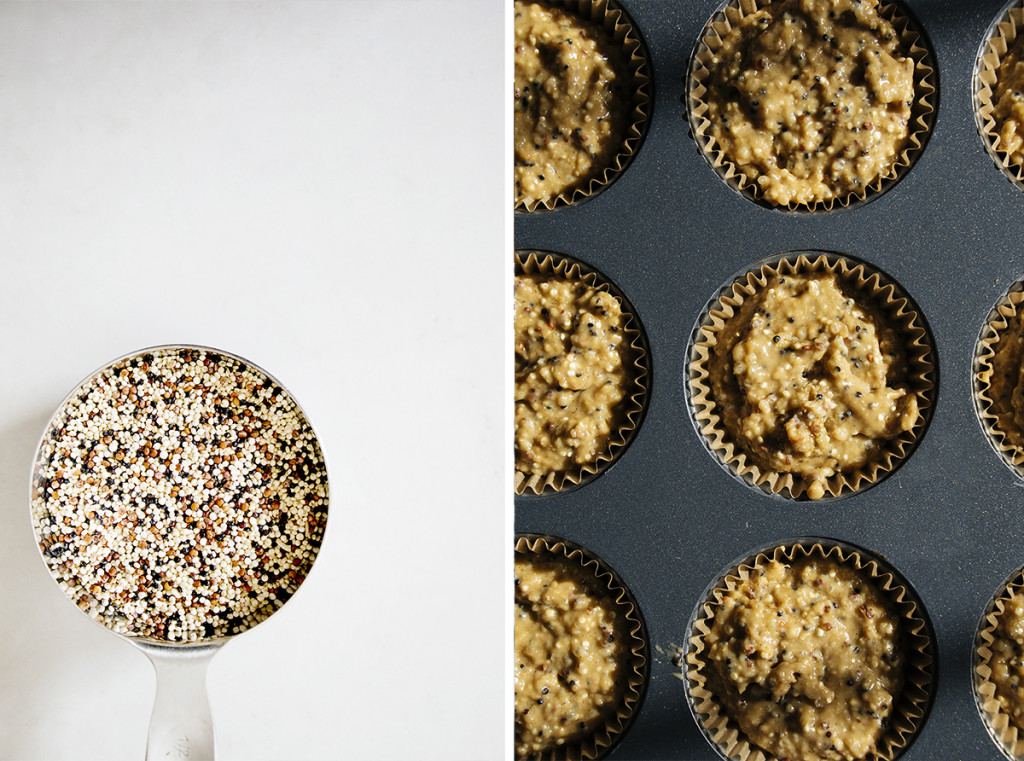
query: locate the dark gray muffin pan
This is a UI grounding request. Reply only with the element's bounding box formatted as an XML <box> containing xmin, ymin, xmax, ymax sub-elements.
<box><xmin>514</xmin><ymin>0</ymin><xmax>1024</xmax><ymax>758</ymax></box>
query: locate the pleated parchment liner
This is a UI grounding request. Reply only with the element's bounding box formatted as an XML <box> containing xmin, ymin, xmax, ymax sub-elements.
<box><xmin>514</xmin><ymin>0</ymin><xmax>651</xmax><ymax>213</ymax></box>
<box><xmin>975</xmin><ymin>0</ymin><xmax>1024</xmax><ymax>193</ymax></box>
<box><xmin>687</xmin><ymin>252</ymin><xmax>935</xmax><ymax>500</ymax></box>
<box><xmin>974</xmin><ymin>281</ymin><xmax>1024</xmax><ymax>479</ymax></box>
<box><xmin>684</xmin><ymin>540</ymin><xmax>935</xmax><ymax>761</ymax></box>
<box><xmin>975</xmin><ymin>563</ymin><xmax>1024</xmax><ymax>760</ymax></box>
<box><xmin>515</xmin><ymin>251</ymin><xmax>649</xmax><ymax>496</ymax></box>
<box><xmin>686</xmin><ymin>0</ymin><xmax>937</xmax><ymax>212</ymax></box>
<box><xmin>514</xmin><ymin>534</ymin><xmax>649</xmax><ymax>761</ymax></box>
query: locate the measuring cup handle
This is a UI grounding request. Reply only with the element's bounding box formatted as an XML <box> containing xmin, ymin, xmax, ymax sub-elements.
<box><xmin>141</xmin><ymin>642</ymin><xmax>221</xmax><ymax>761</ymax></box>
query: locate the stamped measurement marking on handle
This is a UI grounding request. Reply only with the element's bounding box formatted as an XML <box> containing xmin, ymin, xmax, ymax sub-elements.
<box><xmin>175</xmin><ymin>736</ymin><xmax>190</xmax><ymax>759</ymax></box>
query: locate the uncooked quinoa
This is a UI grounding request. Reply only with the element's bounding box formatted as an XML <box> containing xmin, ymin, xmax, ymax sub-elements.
<box><xmin>993</xmin><ymin>34</ymin><xmax>1024</xmax><ymax>167</ymax></box>
<box><xmin>515</xmin><ymin>273</ymin><xmax>630</xmax><ymax>478</ymax></box>
<box><xmin>707</xmin><ymin>272</ymin><xmax>919</xmax><ymax>499</ymax></box>
<box><xmin>988</xmin><ymin>595</ymin><xmax>1024</xmax><ymax>734</ymax></box>
<box><xmin>704</xmin><ymin>0</ymin><xmax>917</xmax><ymax>207</ymax></box>
<box><xmin>514</xmin><ymin>0</ymin><xmax>627</xmax><ymax>207</ymax></box>
<box><xmin>31</xmin><ymin>347</ymin><xmax>328</xmax><ymax>642</ymax></box>
<box><xmin>704</xmin><ymin>556</ymin><xmax>904</xmax><ymax>761</ymax></box>
<box><xmin>514</xmin><ymin>554</ymin><xmax>626</xmax><ymax>758</ymax></box>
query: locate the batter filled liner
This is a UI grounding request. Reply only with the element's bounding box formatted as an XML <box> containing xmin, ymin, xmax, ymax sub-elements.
<box><xmin>686</xmin><ymin>540</ymin><xmax>934</xmax><ymax>761</ymax></box>
<box><xmin>513</xmin><ymin>0</ymin><xmax>650</xmax><ymax>212</ymax></box>
<box><xmin>515</xmin><ymin>251</ymin><xmax>648</xmax><ymax>496</ymax></box>
<box><xmin>976</xmin><ymin>1</ymin><xmax>1024</xmax><ymax>193</ymax></box>
<box><xmin>973</xmin><ymin>279</ymin><xmax>1024</xmax><ymax>485</ymax></box>
<box><xmin>688</xmin><ymin>0</ymin><xmax>936</xmax><ymax>211</ymax></box>
<box><xmin>514</xmin><ymin>534</ymin><xmax>648</xmax><ymax>760</ymax></box>
<box><xmin>689</xmin><ymin>253</ymin><xmax>934</xmax><ymax>500</ymax></box>
<box><xmin>976</xmin><ymin>564</ymin><xmax>1024</xmax><ymax>759</ymax></box>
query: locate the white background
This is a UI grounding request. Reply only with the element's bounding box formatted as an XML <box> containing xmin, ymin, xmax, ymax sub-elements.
<box><xmin>0</xmin><ymin>2</ymin><xmax>505</xmax><ymax>759</ymax></box>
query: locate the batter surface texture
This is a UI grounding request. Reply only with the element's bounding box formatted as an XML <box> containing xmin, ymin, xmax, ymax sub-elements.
<box><xmin>983</xmin><ymin>307</ymin><xmax>1024</xmax><ymax>457</ymax></box>
<box><xmin>993</xmin><ymin>33</ymin><xmax>1024</xmax><ymax>167</ymax></box>
<box><xmin>514</xmin><ymin>0</ymin><xmax>627</xmax><ymax>207</ymax></box>
<box><xmin>514</xmin><ymin>554</ymin><xmax>627</xmax><ymax>758</ymax></box>
<box><xmin>704</xmin><ymin>556</ymin><xmax>904</xmax><ymax>760</ymax></box>
<box><xmin>704</xmin><ymin>0</ymin><xmax>916</xmax><ymax>207</ymax></box>
<box><xmin>989</xmin><ymin>594</ymin><xmax>1024</xmax><ymax>736</ymax></box>
<box><xmin>515</xmin><ymin>273</ymin><xmax>631</xmax><ymax>479</ymax></box>
<box><xmin>707</xmin><ymin>272</ymin><xmax>918</xmax><ymax>499</ymax></box>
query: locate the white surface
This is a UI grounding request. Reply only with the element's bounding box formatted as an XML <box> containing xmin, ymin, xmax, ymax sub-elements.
<box><xmin>0</xmin><ymin>2</ymin><xmax>505</xmax><ymax>759</ymax></box>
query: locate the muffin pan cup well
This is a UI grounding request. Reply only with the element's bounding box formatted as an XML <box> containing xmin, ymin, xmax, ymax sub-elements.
<box><xmin>515</xmin><ymin>250</ymin><xmax>650</xmax><ymax>496</ymax></box>
<box><xmin>974</xmin><ymin>0</ymin><xmax>1024</xmax><ymax>193</ymax></box>
<box><xmin>686</xmin><ymin>250</ymin><xmax>936</xmax><ymax>501</ymax></box>
<box><xmin>684</xmin><ymin>538</ymin><xmax>936</xmax><ymax>761</ymax></box>
<box><xmin>514</xmin><ymin>0</ymin><xmax>652</xmax><ymax>213</ymax></box>
<box><xmin>974</xmin><ymin>279</ymin><xmax>1024</xmax><ymax>479</ymax></box>
<box><xmin>515</xmin><ymin>534</ymin><xmax>651</xmax><ymax>760</ymax></box>
<box><xmin>686</xmin><ymin>0</ymin><xmax>937</xmax><ymax>213</ymax></box>
<box><xmin>515</xmin><ymin>1</ymin><xmax>1024</xmax><ymax>758</ymax></box>
<box><xmin>975</xmin><ymin>561</ymin><xmax>1024</xmax><ymax>760</ymax></box>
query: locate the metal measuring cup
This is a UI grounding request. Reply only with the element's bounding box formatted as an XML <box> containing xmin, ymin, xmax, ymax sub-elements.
<box><xmin>29</xmin><ymin>345</ymin><xmax>329</xmax><ymax>760</ymax></box>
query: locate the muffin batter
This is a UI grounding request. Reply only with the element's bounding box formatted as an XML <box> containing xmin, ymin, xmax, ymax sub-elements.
<box><xmin>705</xmin><ymin>0</ymin><xmax>916</xmax><ymax>207</ymax></box>
<box><xmin>514</xmin><ymin>0</ymin><xmax>627</xmax><ymax>207</ymax></box>
<box><xmin>514</xmin><ymin>555</ymin><xmax>626</xmax><ymax>758</ymax></box>
<box><xmin>705</xmin><ymin>557</ymin><xmax>904</xmax><ymax>760</ymax></box>
<box><xmin>708</xmin><ymin>273</ymin><xmax>919</xmax><ymax>499</ymax></box>
<box><xmin>515</xmin><ymin>273</ymin><xmax>630</xmax><ymax>477</ymax></box>
<box><xmin>993</xmin><ymin>33</ymin><xmax>1024</xmax><ymax>167</ymax></box>
<box><xmin>982</xmin><ymin>308</ymin><xmax>1024</xmax><ymax>455</ymax></box>
<box><xmin>989</xmin><ymin>595</ymin><xmax>1024</xmax><ymax>734</ymax></box>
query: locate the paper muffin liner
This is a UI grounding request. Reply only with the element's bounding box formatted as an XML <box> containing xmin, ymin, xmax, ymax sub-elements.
<box><xmin>687</xmin><ymin>0</ymin><xmax>937</xmax><ymax>212</ymax></box>
<box><xmin>685</xmin><ymin>539</ymin><xmax>935</xmax><ymax>761</ymax></box>
<box><xmin>514</xmin><ymin>0</ymin><xmax>651</xmax><ymax>213</ymax></box>
<box><xmin>687</xmin><ymin>252</ymin><xmax>935</xmax><ymax>500</ymax></box>
<box><xmin>974</xmin><ymin>0</ymin><xmax>1024</xmax><ymax>193</ymax></box>
<box><xmin>974</xmin><ymin>281</ymin><xmax>1024</xmax><ymax>479</ymax></box>
<box><xmin>515</xmin><ymin>250</ymin><xmax>649</xmax><ymax>496</ymax></box>
<box><xmin>975</xmin><ymin>563</ymin><xmax>1024</xmax><ymax>760</ymax></box>
<box><xmin>514</xmin><ymin>533</ymin><xmax>649</xmax><ymax>761</ymax></box>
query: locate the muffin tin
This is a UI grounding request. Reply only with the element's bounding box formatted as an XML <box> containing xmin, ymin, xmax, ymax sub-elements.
<box><xmin>514</xmin><ymin>0</ymin><xmax>1024</xmax><ymax>758</ymax></box>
